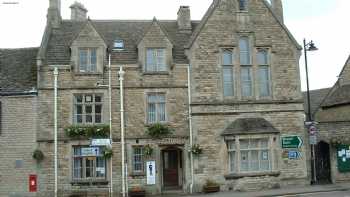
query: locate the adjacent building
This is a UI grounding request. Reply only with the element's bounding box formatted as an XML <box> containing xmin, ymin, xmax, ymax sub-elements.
<box><xmin>0</xmin><ymin>0</ymin><xmax>310</xmax><ymax>196</ymax></box>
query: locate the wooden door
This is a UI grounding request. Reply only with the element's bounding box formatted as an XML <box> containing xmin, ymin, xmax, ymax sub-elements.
<box><xmin>315</xmin><ymin>141</ymin><xmax>331</xmax><ymax>184</ymax></box>
<box><xmin>163</xmin><ymin>150</ymin><xmax>179</xmax><ymax>187</ymax></box>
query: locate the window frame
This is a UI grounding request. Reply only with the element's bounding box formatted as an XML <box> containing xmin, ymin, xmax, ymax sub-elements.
<box><xmin>132</xmin><ymin>146</ymin><xmax>145</xmax><ymax>174</ymax></box>
<box><xmin>72</xmin><ymin>146</ymin><xmax>107</xmax><ymax>181</ymax></box>
<box><xmin>73</xmin><ymin>94</ymin><xmax>103</xmax><ymax>124</ymax></box>
<box><xmin>227</xmin><ymin>136</ymin><xmax>273</xmax><ymax>174</ymax></box>
<box><xmin>146</xmin><ymin>93</ymin><xmax>167</xmax><ymax>124</ymax></box>
<box><xmin>257</xmin><ymin>49</ymin><xmax>272</xmax><ymax>98</ymax></box>
<box><xmin>238</xmin><ymin>0</ymin><xmax>248</xmax><ymax>11</ymax></box>
<box><xmin>221</xmin><ymin>48</ymin><xmax>235</xmax><ymax>97</ymax></box>
<box><xmin>145</xmin><ymin>48</ymin><xmax>167</xmax><ymax>72</ymax></box>
<box><xmin>78</xmin><ymin>48</ymin><xmax>97</xmax><ymax>73</ymax></box>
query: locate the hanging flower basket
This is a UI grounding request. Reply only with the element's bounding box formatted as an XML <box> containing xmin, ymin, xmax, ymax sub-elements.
<box><xmin>190</xmin><ymin>144</ymin><xmax>203</xmax><ymax>155</ymax></box>
<box><xmin>103</xmin><ymin>147</ymin><xmax>113</xmax><ymax>159</ymax></box>
<box><xmin>144</xmin><ymin>144</ymin><xmax>154</xmax><ymax>157</ymax></box>
<box><xmin>32</xmin><ymin>149</ymin><xmax>44</xmax><ymax>162</ymax></box>
<box><xmin>146</xmin><ymin>123</ymin><xmax>172</xmax><ymax>139</ymax></box>
<box><xmin>65</xmin><ymin>124</ymin><xmax>109</xmax><ymax>139</ymax></box>
<box><xmin>330</xmin><ymin>136</ymin><xmax>350</xmax><ymax>147</ymax></box>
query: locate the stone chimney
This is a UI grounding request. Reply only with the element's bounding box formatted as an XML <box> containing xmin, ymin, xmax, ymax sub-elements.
<box><xmin>47</xmin><ymin>0</ymin><xmax>61</xmax><ymax>28</ymax></box>
<box><xmin>177</xmin><ymin>6</ymin><xmax>192</xmax><ymax>32</ymax></box>
<box><xmin>70</xmin><ymin>2</ymin><xmax>88</xmax><ymax>21</ymax></box>
<box><xmin>271</xmin><ymin>0</ymin><xmax>284</xmax><ymax>23</ymax></box>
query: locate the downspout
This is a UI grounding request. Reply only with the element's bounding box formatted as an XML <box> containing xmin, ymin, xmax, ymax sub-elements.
<box><xmin>108</xmin><ymin>54</ymin><xmax>113</xmax><ymax>197</ymax></box>
<box><xmin>53</xmin><ymin>67</ymin><xmax>58</xmax><ymax>197</ymax></box>
<box><xmin>118</xmin><ymin>66</ymin><xmax>126</xmax><ymax>197</ymax></box>
<box><xmin>187</xmin><ymin>64</ymin><xmax>194</xmax><ymax>193</ymax></box>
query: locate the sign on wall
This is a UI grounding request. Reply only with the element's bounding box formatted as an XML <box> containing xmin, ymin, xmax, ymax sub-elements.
<box><xmin>29</xmin><ymin>174</ymin><xmax>37</xmax><ymax>192</ymax></box>
<box><xmin>146</xmin><ymin>161</ymin><xmax>156</xmax><ymax>185</ymax></box>
<box><xmin>81</xmin><ymin>147</ymin><xmax>99</xmax><ymax>156</ymax></box>
<box><xmin>281</xmin><ymin>136</ymin><xmax>303</xmax><ymax>149</ymax></box>
<box><xmin>337</xmin><ymin>144</ymin><xmax>350</xmax><ymax>172</ymax></box>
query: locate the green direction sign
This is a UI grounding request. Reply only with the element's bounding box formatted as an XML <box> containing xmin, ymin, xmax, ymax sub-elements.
<box><xmin>281</xmin><ymin>136</ymin><xmax>303</xmax><ymax>148</ymax></box>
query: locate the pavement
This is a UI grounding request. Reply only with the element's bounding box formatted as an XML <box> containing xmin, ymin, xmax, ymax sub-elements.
<box><xmin>158</xmin><ymin>182</ymin><xmax>350</xmax><ymax>197</ymax></box>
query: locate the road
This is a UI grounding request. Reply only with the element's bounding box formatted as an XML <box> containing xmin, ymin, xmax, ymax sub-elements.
<box><xmin>281</xmin><ymin>191</ymin><xmax>350</xmax><ymax>197</ymax></box>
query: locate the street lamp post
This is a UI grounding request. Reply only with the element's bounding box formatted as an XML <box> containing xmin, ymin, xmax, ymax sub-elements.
<box><xmin>303</xmin><ymin>38</ymin><xmax>318</xmax><ymax>185</ymax></box>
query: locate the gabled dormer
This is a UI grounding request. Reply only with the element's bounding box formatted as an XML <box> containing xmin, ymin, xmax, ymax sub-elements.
<box><xmin>137</xmin><ymin>18</ymin><xmax>174</xmax><ymax>74</ymax></box>
<box><xmin>70</xmin><ymin>20</ymin><xmax>107</xmax><ymax>74</ymax></box>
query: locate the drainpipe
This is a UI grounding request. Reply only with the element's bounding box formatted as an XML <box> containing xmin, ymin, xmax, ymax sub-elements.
<box><xmin>108</xmin><ymin>54</ymin><xmax>114</xmax><ymax>197</ymax></box>
<box><xmin>53</xmin><ymin>67</ymin><xmax>58</xmax><ymax>197</ymax></box>
<box><xmin>119</xmin><ymin>66</ymin><xmax>126</xmax><ymax>197</ymax></box>
<box><xmin>187</xmin><ymin>64</ymin><xmax>194</xmax><ymax>194</ymax></box>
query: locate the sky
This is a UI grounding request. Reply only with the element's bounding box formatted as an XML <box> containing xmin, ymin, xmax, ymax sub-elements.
<box><xmin>0</xmin><ymin>0</ymin><xmax>349</xmax><ymax>91</ymax></box>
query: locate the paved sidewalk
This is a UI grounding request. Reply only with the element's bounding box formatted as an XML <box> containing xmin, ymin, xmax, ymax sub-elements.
<box><xmin>158</xmin><ymin>183</ymin><xmax>350</xmax><ymax>197</ymax></box>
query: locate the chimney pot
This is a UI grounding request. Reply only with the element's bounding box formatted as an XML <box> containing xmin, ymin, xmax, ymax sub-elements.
<box><xmin>177</xmin><ymin>6</ymin><xmax>192</xmax><ymax>32</ymax></box>
<box><xmin>70</xmin><ymin>1</ymin><xmax>88</xmax><ymax>21</ymax></box>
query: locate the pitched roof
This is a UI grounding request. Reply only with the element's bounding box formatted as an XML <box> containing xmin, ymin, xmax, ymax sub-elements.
<box><xmin>186</xmin><ymin>0</ymin><xmax>302</xmax><ymax>50</ymax></box>
<box><xmin>303</xmin><ymin>88</ymin><xmax>331</xmax><ymax>116</ymax></box>
<box><xmin>0</xmin><ymin>47</ymin><xmax>38</xmax><ymax>93</ymax></box>
<box><xmin>321</xmin><ymin>84</ymin><xmax>350</xmax><ymax>108</ymax></box>
<box><xmin>221</xmin><ymin>118</ymin><xmax>279</xmax><ymax>136</ymax></box>
<box><xmin>45</xmin><ymin>20</ymin><xmax>200</xmax><ymax>65</ymax></box>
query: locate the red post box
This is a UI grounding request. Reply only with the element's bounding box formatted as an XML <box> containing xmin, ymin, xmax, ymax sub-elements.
<box><xmin>29</xmin><ymin>174</ymin><xmax>37</xmax><ymax>192</ymax></box>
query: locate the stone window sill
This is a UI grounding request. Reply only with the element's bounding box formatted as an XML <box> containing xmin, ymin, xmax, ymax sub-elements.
<box><xmin>224</xmin><ymin>171</ymin><xmax>280</xmax><ymax>180</ymax></box>
<box><xmin>130</xmin><ymin>172</ymin><xmax>146</xmax><ymax>177</ymax></box>
<box><xmin>74</xmin><ymin>72</ymin><xmax>103</xmax><ymax>76</ymax></box>
<box><xmin>142</xmin><ymin>71</ymin><xmax>169</xmax><ymax>75</ymax></box>
<box><xmin>71</xmin><ymin>179</ymin><xmax>109</xmax><ymax>185</ymax></box>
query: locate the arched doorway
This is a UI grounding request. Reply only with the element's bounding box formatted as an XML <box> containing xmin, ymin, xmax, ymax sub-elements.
<box><xmin>315</xmin><ymin>141</ymin><xmax>331</xmax><ymax>184</ymax></box>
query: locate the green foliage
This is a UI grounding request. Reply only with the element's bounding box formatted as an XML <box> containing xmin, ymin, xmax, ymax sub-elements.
<box><xmin>103</xmin><ymin>147</ymin><xmax>113</xmax><ymax>159</ymax></box>
<box><xmin>32</xmin><ymin>149</ymin><xmax>44</xmax><ymax>161</ymax></box>
<box><xmin>190</xmin><ymin>144</ymin><xmax>203</xmax><ymax>155</ymax></box>
<box><xmin>65</xmin><ymin>124</ymin><xmax>109</xmax><ymax>139</ymax></box>
<box><xmin>204</xmin><ymin>179</ymin><xmax>219</xmax><ymax>187</ymax></box>
<box><xmin>146</xmin><ymin>123</ymin><xmax>172</xmax><ymax>138</ymax></box>
<box><xmin>144</xmin><ymin>144</ymin><xmax>153</xmax><ymax>156</ymax></box>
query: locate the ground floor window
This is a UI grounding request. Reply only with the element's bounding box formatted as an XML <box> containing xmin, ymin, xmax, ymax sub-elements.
<box><xmin>227</xmin><ymin>137</ymin><xmax>272</xmax><ymax>173</ymax></box>
<box><xmin>132</xmin><ymin>146</ymin><xmax>144</xmax><ymax>173</ymax></box>
<box><xmin>73</xmin><ymin>146</ymin><xmax>106</xmax><ymax>180</ymax></box>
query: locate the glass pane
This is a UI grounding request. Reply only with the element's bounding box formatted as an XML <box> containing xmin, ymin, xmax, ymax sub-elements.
<box><xmin>251</xmin><ymin>150</ymin><xmax>259</xmax><ymax>171</ymax></box>
<box><xmin>85</xmin><ymin>105</ymin><xmax>92</xmax><ymax>113</ymax></box>
<box><xmin>85</xmin><ymin>95</ymin><xmax>92</xmax><ymax>103</ymax></box>
<box><xmin>73</xmin><ymin>158</ymin><xmax>82</xmax><ymax>178</ymax></box>
<box><xmin>240</xmin><ymin>139</ymin><xmax>249</xmax><ymax>149</ymax></box>
<box><xmin>261</xmin><ymin>151</ymin><xmax>270</xmax><ymax>171</ymax></box>
<box><xmin>228</xmin><ymin>141</ymin><xmax>235</xmax><ymax>150</ymax></box>
<box><xmin>76</xmin><ymin>105</ymin><xmax>83</xmax><ymax>114</ymax></box>
<box><xmin>146</xmin><ymin>49</ymin><xmax>155</xmax><ymax>71</ymax></box>
<box><xmin>95</xmin><ymin>95</ymin><xmax>102</xmax><ymax>103</ymax></box>
<box><xmin>90</xmin><ymin>49</ymin><xmax>97</xmax><ymax>72</ymax></box>
<box><xmin>241</xmin><ymin>67</ymin><xmax>252</xmax><ymax>97</ymax></box>
<box><xmin>239</xmin><ymin>0</ymin><xmax>247</xmax><ymax>10</ymax></box>
<box><xmin>96</xmin><ymin>157</ymin><xmax>105</xmax><ymax>177</ymax></box>
<box><xmin>257</xmin><ymin>50</ymin><xmax>268</xmax><ymax>65</ymax></box>
<box><xmin>259</xmin><ymin>66</ymin><xmax>270</xmax><ymax>97</ymax></box>
<box><xmin>76</xmin><ymin>115</ymin><xmax>83</xmax><ymax>123</ymax></box>
<box><xmin>157</xmin><ymin>49</ymin><xmax>166</xmax><ymax>71</ymax></box>
<box><xmin>86</xmin><ymin>115</ymin><xmax>92</xmax><ymax>123</ymax></box>
<box><xmin>86</xmin><ymin>158</ymin><xmax>94</xmax><ymax>178</ymax></box>
<box><xmin>95</xmin><ymin>115</ymin><xmax>101</xmax><ymax>123</ymax></box>
<box><xmin>158</xmin><ymin>103</ymin><xmax>166</xmax><ymax>121</ymax></box>
<box><xmin>223</xmin><ymin>66</ymin><xmax>234</xmax><ymax>97</ymax></box>
<box><xmin>158</xmin><ymin>95</ymin><xmax>165</xmax><ymax>102</ymax></box>
<box><xmin>148</xmin><ymin>103</ymin><xmax>156</xmax><ymax>123</ymax></box>
<box><xmin>250</xmin><ymin>139</ymin><xmax>259</xmax><ymax>149</ymax></box>
<box><xmin>148</xmin><ymin>95</ymin><xmax>157</xmax><ymax>103</ymax></box>
<box><xmin>229</xmin><ymin>151</ymin><xmax>235</xmax><ymax>172</ymax></box>
<box><xmin>222</xmin><ymin>50</ymin><xmax>233</xmax><ymax>65</ymax></box>
<box><xmin>74</xmin><ymin>147</ymin><xmax>82</xmax><ymax>156</ymax></box>
<box><xmin>240</xmin><ymin>151</ymin><xmax>249</xmax><ymax>171</ymax></box>
<box><xmin>79</xmin><ymin>49</ymin><xmax>88</xmax><ymax>72</ymax></box>
<box><xmin>239</xmin><ymin>37</ymin><xmax>250</xmax><ymax>65</ymax></box>
<box><xmin>76</xmin><ymin>95</ymin><xmax>83</xmax><ymax>103</ymax></box>
<box><xmin>261</xmin><ymin>139</ymin><xmax>269</xmax><ymax>148</ymax></box>
<box><xmin>95</xmin><ymin>105</ymin><xmax>102</xmax><ymax>113</ymax></box>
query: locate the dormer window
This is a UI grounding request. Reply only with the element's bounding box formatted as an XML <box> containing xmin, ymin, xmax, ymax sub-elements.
<box><xmin>146</xmin><ymin>48</ymin><xmax>166</xmax><ymax>72</ymax></box>
<box><xmin>79</xmin><ymin>48</ymin><xmax>97</xmax><ymax>72</ymax></box>
<box><xmin>113</xmin><ymin>40</ymin><xmax>124</xmax><ymax>51</ymax></box>
<box><xmin>239</xmin><ymin>0</ymin><xmax>248</xmax><ymax>11</ymax></box>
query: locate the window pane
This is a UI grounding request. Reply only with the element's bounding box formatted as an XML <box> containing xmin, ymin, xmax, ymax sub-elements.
<box><xmin>250</xmin><ymin>139</ymin><xmax>259</xmax><ymax>149</ymax></box>
<box><xmin>228</xmin><ymin>141</ymin><xmax>235</xmax><ymax>150</ymax></box>
<box><xmin>95</xmin><ymin>105</ymin><xmax>102</xmax><ymax>114</ymax></box>
<box><xmin>157</xmin><ymin>49</ymin><xmax>166</xmax><ymax>71</ymax></box>
<box><xmin>257</xmin><ymin>50</ymin><xmax>268</xmax><ymax>65</ymax></box>
<box><xmin>223</xmin><ymin>66</ymin><xmax>234</xmax><ymax>97</ymax></box>
<box><xmin>95</xmin><ymin>115</ymin><xmax>101</xmax><ymax>123</ymax></box>
<box><xmin>158</xmin><ymin>103</ymin><xmax>166</xmax><ymax>121</ymax></box>
<box><xmin>148</xmin><ymin>103</ymin><xmax>156</xmax><ymax>123</ymax></box>
<box><xmin>239</xmin><ymin>0</ymin><xmax>247</xmax><ymax>11</ymax></box>
<box><xmin>79</xmin><ymin>49</ymin><xmax>88</xmax><ymax>72</ymax></box>
<box><xmin>229</xmin><ymin>151</ymin><xmax>235</xmax><ymax>172</ymax></box>
<box><xmin>76</xmin><ymin>115</ymin><xmax>83</xmax><ymax>123</ymax></box>
<box><xmin>90</xmin><ymin>49</ymin><xmax>97</xmax><ymax>72</ymax></box>
<box><xmin>86</xmin><ymin>115</ymin><xmax>93</xmax><ymax>123</ymax></box>
<box><xmin>85</xmin><ymin>105</ymin><xmax>92</xmax><ymax>113</ymax></box>
<box><xmin>260</xmin><ymin>151</ymin><xmax>270</xmax><ymax>170</ymax></box>
<box><xmin>96</xmin><ymin>157</ymin><xmax>105</xmax><ymax>177</ymax></box>
<box><xmin>95</xmin><ymin>95</ymin><xmax>102</xmax><ymax>103</ymax></box>
<box><xmin>239</xmin><ymin>37</ymin><xmax>250</xmax><ymax>65</ymax></box>
<box><xmin>251</xmin><ymin>150</ymin><xmax>259</xmax><ymax>171</ymax></box>
<box><xmin>146</xmin><ymin>49</ymin><xmax>155</xmax><ymax>71</ymax></box>
<box><xmin>74</xmin><ymin>147</ymin><xmax>82</xmax><ymax>156</ymax></box>
<box><xmin>240</xmin><ymin>151</ymin><xmax>249</xmax><ymax>171</ymax></box>
<box><xmin>76</xmin><ymin>95</ymin><xmax>83</xmax><ymax>103</ymax></box>
<box><xmin>241</xmin><ymin>67</ymin><xmax>252</xmax><ymax>97</ymax></box>
<box><xmin>240</xmin><ymin>139</ymin><xmax>249</xmax><ymax>149</ymax></box>
<box><xmin>261</xmin><ymin>139</ymin><xmax>269</xmax><ymax>148</ymax></box>
<box><xmin>85</xmin><ymin>95</ymin><xmax>93</xmax><ymax>103</ymax></box>
<box><xmin>73</xmin><ymin>158</ymin><xmax>83</xmax><ymax>178</ymax></box>
<box><xmin>259</xmin><ymin>66</ymin><xmax>270</xmax><ymax>97</ymax></box>
<box><xmin>76</xmin><ymin>105</ymin><xmax>83</xmax><ymax>114</ymax></box>
<box><xmin>222</xmin><ymin>50</ymin><xmax>233</xmax><ymax>65</ymax></box>
<box><xmin>86</xmin><ymin>158</ymin><xmax>94</xmax><ymax>178</ymax></box>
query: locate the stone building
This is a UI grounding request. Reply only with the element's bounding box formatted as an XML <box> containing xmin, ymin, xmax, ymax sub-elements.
<box><xmin>1</xmin><ymin>0</ymin><xmax>310</xmax><ymax>196</ymax></box>
<box><xmin>0</xmin><ymin>48</ymin><xmax>39</xmax><ymax>196</ymax></box>
<box><xmin>308</xmin><ymin>56</ymin><xmax>350</xmax><ymax>184</ymax></box>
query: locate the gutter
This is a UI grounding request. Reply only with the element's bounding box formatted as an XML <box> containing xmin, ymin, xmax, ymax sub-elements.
<box><xmin>187</xmin><ymin>64</ymin><xmax>194</xmax><ymax>193</ymax></box>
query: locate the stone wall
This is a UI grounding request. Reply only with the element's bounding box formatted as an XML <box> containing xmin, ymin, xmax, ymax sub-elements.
<box><xmin>0</xmin><ymin>95</ymin><xmax>38</xmax><ymax>197</ymax></box>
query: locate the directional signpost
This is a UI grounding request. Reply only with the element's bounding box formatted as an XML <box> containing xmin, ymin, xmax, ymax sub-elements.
<box><xmin>281</xmin><ymin>136</ymin><xmax>303</xmax><ymax>149</ymax></box>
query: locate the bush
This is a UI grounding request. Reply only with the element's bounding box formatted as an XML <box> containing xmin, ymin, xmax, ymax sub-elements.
<box><xmin>146</xmin><ymin>123</ymin><xmax>172</xmax><ymax>138</ymax></box>
<box><xmin>33</xmin><ymin>149</ymin><xmax>44</xmax><ymax>161</ymax></box>
<box><xmin>65</xmin><ymin>124</ymin><xmax>109</xmax><ymax>139</ymax></box>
